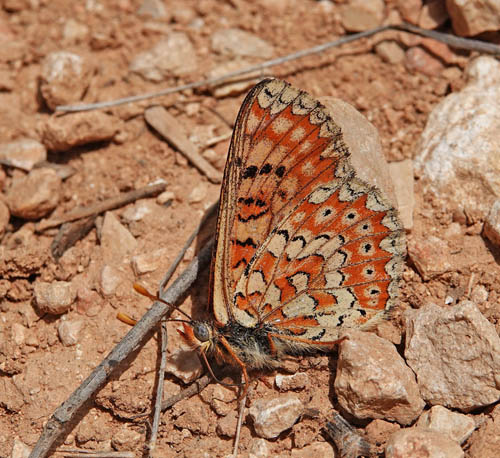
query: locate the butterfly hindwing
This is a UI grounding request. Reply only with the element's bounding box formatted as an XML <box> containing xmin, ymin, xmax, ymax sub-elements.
<box><xmin>211</xmin><ymin>79</ymin><xmax>405</xmax><ymax>346</ymax></box>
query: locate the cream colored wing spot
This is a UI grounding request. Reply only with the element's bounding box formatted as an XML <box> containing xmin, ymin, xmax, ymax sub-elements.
<box><xmin>257</xmin><ymin>79</ymin><xmax>287</xmax><ymax>109</ymax></box>
<box><xmin>379</xmin><ymin>232</ymin><xmax>404</xmax><ymax>255</ymax></box>
<box><xmin>324</xmin><ymin>270</ymin><xmax>346</xmax><ymax>288</ymax></box>
<box><xmin>354</xmin><ymin>220</ymin><xmax>374</xmax><ymax>237</ymax></box>
<box><xmin>381</xmin><ymin>211</ymin><xmax>403</xmax><ymax>231</ymax></box>
<box><xmin>285</xmin><ymin>236</ymin><xmax>307</xmax><ymax>260</ymax></box>
<box><xmin>309</xmin><ymin>107</ymin><xmax>328</xmax><ymax>125</ymax></box>
<box><xmin>327</xmin><ymin>250</ymin><xmax>350</xmax><ymax>270</ymax></box>
<box><xmin>338</xmin><ymin>180</ymin><xmax>367</xmax><ymax>203</ymax></box>
<box><xmin>385</xmin><ymin>256</ymin><xmax>405</xmax><ymax>278</ymax></box>
<box><xmin>281</xmin><ymin>293</ymin><xmax>317</xmax><ymax>318</ymax></box>
<box><xmin>341</xmin><ymin>209</ymin><xmax>361</xmax><ymax>227</ymax></box>
<box><xmin>292</xmin><ymin>92</ymin><xmax>318</xmax><ymax>116</ymax></box>
<box><xmin>288</xmin><ymin>272</ymin><xmax>309</xmax><ymax>293</ymax></box>
<box><xmin>290</xmin><ymin>126</ymin><xmax>307</xmax><ymax>142</ymax></box>
<box><xmin>319</xmin><ymin>119</ymin><xmax>341</xmax><ymax>139</ymax></box>
<box><xmin>270</xmin><ymin>86</ymin><xmax>300</xmax><ymax>115</ymax></box>
<box><xmin>317</xmin><ymin>235</ymin><xmax>345</xmax><ymax>259</ymax></box>
<box><xmin>329</xmin><ymin>288</ymin><xmax>358</xmax><ymax>308</ymax></box>
<box><xmin>361</xmin><ymin>264</ymin><xmax>377</xmax><ymax>281</ymax></box>
<box><xmin>308</xmin><ymin>186</ymin><xmax>336</xmax><ymax>205</ymax></box>
<box><xmin>297</xmin><ymin>234</ymin><xmax>331</xmax><ymax>260</ymax></box>
<box><xmin>366</xmin><ymin>190</ymin><xmax>391</xmax><ymax>213</ymax></box>
<box><xmin>271</xmin><ymin>116</ymin><xmax>294</xmax><ymax>135</ymax></box>
<box><xmin>267</xmin><ymin>230</ymin><xmax>288</xmax><ymax>257</ymax></box>
<box><xmin>248</xmin><ymin>270</ymin><xmax>266</xmax><ymax>295</ymax></box>
<box><xmin>263</xmin><ymin>281</ymin><xmax>282</xmax><ymax>306</ymax></box>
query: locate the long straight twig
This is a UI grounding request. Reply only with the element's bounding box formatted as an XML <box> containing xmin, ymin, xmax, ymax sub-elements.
<box><xmin>36</xmin><ymin>181</ymin><xmax>167</xmax><ymax>232</ymax></box>
<box><xmin>147</xmin><ymin>321</ymin><xmax>168</xmax><ymax>456</ymax></box>
<box><xmin>28</xmin><ymin>239</ymin><xmax>214</xmax><ymax>458</ymax></box>
<box><xmin>56</xmin><ymin>23</ymin><xmax>500</xmax><ymax>114</ymax></box>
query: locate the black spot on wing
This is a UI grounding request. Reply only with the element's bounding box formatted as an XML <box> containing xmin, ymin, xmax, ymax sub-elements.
<box><xmin>243</xmin><ymin>165</ymin><xmax>258</xmax><ymax>179</ymax></box>
<box><xmin>260</xmin><ymin>163</ymin><xmax>272</xmax><ymax>175</ymax></box>
<box><xmin>235</xmin><ymin>237</ymin><xmax>257</xmax><ymax>248</ymax></box>
<box><xmin>275</xmin><ymin>165</ymin><xmax>285</xmax><ymax>177</ymax></box>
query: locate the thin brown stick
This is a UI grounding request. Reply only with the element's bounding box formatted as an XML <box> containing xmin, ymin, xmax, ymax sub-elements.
<box><xmin>144</xmin><ymin>106</ymin><xmax>223</xmax><ymax>184</ymax></box>
<box><xmin>159</xmin><ymin>201</ymin><xmax>218</xmax><ymax>293</ymax></box>
<box><xmin>56</xmin><ymin>23</ymin><xmax>500</xmax><ymax>113</ymax></box>
<box><xmin>147</xmin><ymin>321</ymin><xmax>168</xmax><ymax>456</ymax></box>
<box><xmin>36</xmin><ymin>181</ymin><xmax>167</xmax><ymax>232</ymax></box>
<box><xmin>51</xmin><ymin>216</ymin><xmax>96</xmax><ymax>259</ymax></box>
<box><xmin>161</xmin><ymin>374</ymin><xmax>212</xmax><ymax>411</ymax></box>
<box><xmin>28</xmin><ymin>239</ymin><xmax>214</xmax><ymax>458</ymax></box>
<box><xmin>232</xmin><ymin>380</ymin><xmax>249</xmax><ymax>457</ymax></box>
<box><xmin>55</xmin><ymin>450</ymin><xmax>135</xmax><ymax>458</ymax></box>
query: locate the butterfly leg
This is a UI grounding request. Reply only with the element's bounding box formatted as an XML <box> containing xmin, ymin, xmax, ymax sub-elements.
<box><xmin>267</xmin><ymin>332</ymin><xmax>348</xmax><ymax>350</ymax></box>
<box><xmin>218</xmin><ymin>336</ymin><xmax>250</xmax><ymax>399</ymax></box>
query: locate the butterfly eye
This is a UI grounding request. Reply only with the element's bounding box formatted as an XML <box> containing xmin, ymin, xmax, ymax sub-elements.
<box><xmin>193</xmin><ymin>322</ymin><xmax>210</xmax><ymax>342</ymax></box>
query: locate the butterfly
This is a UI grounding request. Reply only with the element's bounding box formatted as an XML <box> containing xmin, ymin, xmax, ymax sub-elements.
<box><xmin>174</xmin><ymin>78</ymin><xmax>405</xmax><ymax>393</ymax></box>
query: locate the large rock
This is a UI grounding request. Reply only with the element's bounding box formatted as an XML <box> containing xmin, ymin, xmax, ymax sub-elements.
<box><xmin>129</xmin><ymin>32</ymin><xmax>198</xmax><ymax>82</ymax></box>
<box><xmin>446</xmin><ymin>0</ymin><xmax>500</xmax><ymax>36</ymax></box>
<box><xmin>335</xmin><ymin>330</ymin><xmax>425</xmax><ymax>425</ymax></box>
<box><xmin>405</xmin><ymin>302</ymin><xmax>500</xmax><ymax>411</ymax></box>
<box><xmin>386</xmin><ymin>429</ymin><xmax>464</xmax><ymax>458</ymax></box>
<box><xmin>414</xmin><ymin>56</ymin><xmax>500</xmax><ymax>219</ymax></box>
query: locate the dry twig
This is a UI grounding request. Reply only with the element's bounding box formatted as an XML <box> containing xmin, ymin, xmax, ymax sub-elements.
<box><xmin>144</xmin><ymin>106</ymin><xmax>223</xmax><ymax>184</ymax></box>
<box><xmin>36</xmin><ymin>181</ymin><xmax>167</xmax><ymax>232</ymax></box>
<box><xmin>146</xmin><ymin>321</ymin><xmax>168</xmax><ymax>457</ymax></box>
<box><xmin>29</xmin><ymin>239</ymin><xmax>214</xmax><ymax>458</ymax></box>
<box><xmin>56</xmin><ymin>23</ymin><xmax>500</xmax><ymax>114</ymax></box>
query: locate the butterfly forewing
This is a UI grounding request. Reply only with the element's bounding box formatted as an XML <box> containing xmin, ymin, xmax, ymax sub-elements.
<box><xmin>211</xmin><ymin>79</ymin><xmax>405</xmax><ymax>346</ymax></box>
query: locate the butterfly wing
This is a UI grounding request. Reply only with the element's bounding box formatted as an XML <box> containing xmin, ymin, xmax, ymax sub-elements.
<box><xmin>212</xmin><ymin>79</ymin><xmax>405</xmax><ymax>345</ymax></box>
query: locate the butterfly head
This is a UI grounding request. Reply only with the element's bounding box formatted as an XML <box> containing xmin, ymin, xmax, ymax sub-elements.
<box><xmin>178</xmin><ymin>321</ymin><xmax>217</xmax><ymax>354</ymax></box>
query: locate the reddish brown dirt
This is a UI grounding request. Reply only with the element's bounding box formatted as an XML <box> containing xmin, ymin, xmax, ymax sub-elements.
<box><xmin>1</xmin><ymin>1</ymin><xmax>499</xmax><ymax>457</ymax></box>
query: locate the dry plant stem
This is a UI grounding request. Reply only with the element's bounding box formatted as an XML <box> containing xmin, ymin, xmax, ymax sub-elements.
<box><xmin>160</xmin><ymin>201</ymin><xmax>218</xmax><ymax>293</ymax></box>
<box><xmin>56</xmin><ymin>23</ymin><xmax>500</xmax><ymax>113</ymax></box>
<box><xmin>232</xmin><ymin>384</ymin><xmax>249</xmax><ymax>457</ymax></box>
<box><xmin>55</xmin><ymin>450</ymin><xmax>135</xmax><ymax>458</ymax></box>
<box><xmin>144</xmin><ymin>106</ymin><xmax>223</xmax><ymax>184</ymax></box>
<box><xmin>161</xmin><ymin>375</ymin><xmax>212</xmax><ymax>411</ymax></box>
<box><xmin>51</xmin><ymin>216</ymin><xmax>96</xmax><ymax>259</ymax></box>
<box><xmin>29</xmin><ymin>239</ymin><xmax>214</xmax><ymax>458</ymax></box>
<box><xmin>147</xmin><ymin>321</ymin><xmax>168</xmax><ymax>457</ymax></box>
<box><xmin>36</xmin><ymin>181</ymin><xmax>167</xmax><ymax>232</ymax></box>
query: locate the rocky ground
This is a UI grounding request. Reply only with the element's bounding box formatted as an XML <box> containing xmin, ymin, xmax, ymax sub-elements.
<box><xmin>1</xmin><ymin>1</ymin><xmax>500</xmax><ymax>457</ymax></box>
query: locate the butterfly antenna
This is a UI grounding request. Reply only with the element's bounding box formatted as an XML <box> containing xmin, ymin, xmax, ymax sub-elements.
<box><xmin>133</xmin><ymin>283</ymin><xmax>193</xmax><ymax>321</ymax></box>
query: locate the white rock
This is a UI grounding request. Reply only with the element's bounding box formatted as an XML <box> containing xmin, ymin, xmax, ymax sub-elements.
<box><xmin>386</xmin><ymin>429</ymin><xmax>464</xmax><ymax>458</ymax></box>
<box><xmin>11</xmin><ymin>437</ymin><xmax>31</xmax><ymax>458</ymax></box>
<box><xmin>100</xmin><ymin>212</ymin><xmax>137</xmax><ymax>263</ymax></box>
<box><xmin>11</xmin><ymin>323</ymin><xmax>26</xmax><ymax>346</ymax></box>
<box><xmin>275</xmin><ymin>372</ymin><xmax>309</xmax><ymax>391</ymax></box>
<box><xmin>34</xmin><ymin>281</ymin><xmax>76</xmax><ymax>315</ymax></box>
<box><xmin>416</xmin><ymin>405</ymin><xmax>475</xmax><ymax>444</ymax></box>
<box><xmin>405</xmin><ymin>301</ymin><xmax>500</xmax><ymax>411</ymax></box>
<box><xmin>164</xmin><ymin>348</ymin><xmax>203</xmax><ymax>384</ymax></box>
<box><xmin>414</xmin><ymin>56</ymin><xmax>500</xmax><ymax>219</ymax></box>
<box><xmin>129</xmin><ymin>32</ymin><xmax>198</xmax><ymax>82</ymax></box>
<box><xmin>249</xmin><ymin>395</ymin><xmax>304</xmax><ymax>439</ymax></box>
<box><xmin>100</xmin><ymin>264</ymin><xmax>125</xmax><ymax>296</ymax></box>
<box><xmin>58</xmin><ymin>319</ymin><xmax>84</xmax><ymax>346</ymax></box>
<box><xmin>211</xmin><ymin>28</ymin><xmax>274</xmax><ymax>58</ymax></box>
<box><xmin>131</xmin><ymin>247</ymin><xmax>169</xmax><ymax>275</ymax></box>
<box><xmin>0</xmin><ymin>138</ymin><xmax>46</xmax><ymax>171</ymax></box>
<box><xmin>40</xmin><ymin>51</ymin><xmax>92</xmax><ymax>110</ymax></box>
